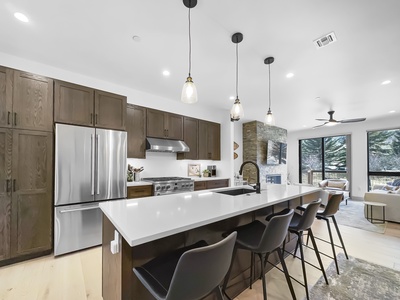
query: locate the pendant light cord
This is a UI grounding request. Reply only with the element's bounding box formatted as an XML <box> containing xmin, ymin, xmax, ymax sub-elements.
<box><xmin>188</xmin><ymin>6</ymin><xmax>192</xmax><ymax>77</ymax></box>
<box><xmin>268</xmin><ymin>63</ymin><xmax>271</xmax><ymax>109</ymax></box>
<box><xmin>236</xmin><ymin>42</ymin><xmax>239</xmax><ymax>99</ymax></box>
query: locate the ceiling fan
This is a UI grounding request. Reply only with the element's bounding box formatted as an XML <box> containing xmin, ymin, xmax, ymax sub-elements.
<box><xmin>313</xmin><ymin>111</ymin><xmax>366</xmax><ymax>128</ymax></box>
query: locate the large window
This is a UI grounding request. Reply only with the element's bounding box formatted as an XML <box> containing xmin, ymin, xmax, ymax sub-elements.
<box><xmin>299</xmin><ymin>135</ymin><xmax>349</xmax><ymax>186</ymax></box>
<box><xmin>367</xmin><ymin>129</ymin><xmax>400</xmax><ymax>190</ymax></box>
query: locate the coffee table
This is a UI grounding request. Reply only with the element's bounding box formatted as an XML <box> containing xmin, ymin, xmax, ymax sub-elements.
<box><xmin>364</xmin><ymin>201</ymin><xmax>386</xmax><ymax>224</ymax></box>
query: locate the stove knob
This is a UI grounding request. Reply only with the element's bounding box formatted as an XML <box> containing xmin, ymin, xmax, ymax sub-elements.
<box><xmin>166</xmin><ymin>184</ymin><xmax>171</xmax><ymax>190</ymax></box>
<box><xmin>161</xmin><ymin>186</ymin><xmax>165</xmax><ymax>190</ymax></box>
<box><xmin>155</xmin><ymin>185</ymin><xmax>161</xmax><ymax>191</ymax></box>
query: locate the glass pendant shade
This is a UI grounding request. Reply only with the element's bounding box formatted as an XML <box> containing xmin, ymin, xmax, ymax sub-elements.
<box><xmin>181</xmin><ymin>76</ymin><xmax>198</xmax><ymax>104</ymax></box>
<box><xmin>264</xmin><ymin>108</ymin><xmax>275</xmax><ymax>125</ymax></box>
<box><xmin>230</xmin><ymin>98</ymin><xmax>244</xmax><ymax>121</ymax></box>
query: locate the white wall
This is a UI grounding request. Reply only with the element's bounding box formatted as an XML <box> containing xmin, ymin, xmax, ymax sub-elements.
<box><xmin>287</xmin><ymin>114</ymin><xmax>400</xmax><ymax>200</ymax></box>
<box><xmin>1</xmin><ymin>51</ymin><xmax>233</xmax><ymax>182</ymax></box>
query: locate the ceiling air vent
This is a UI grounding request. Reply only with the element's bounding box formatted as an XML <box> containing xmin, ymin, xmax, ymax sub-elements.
<box><xmin>313</xmin><ymin>32</ymin><xmax>337</xmax><ymax>49</ymax></box>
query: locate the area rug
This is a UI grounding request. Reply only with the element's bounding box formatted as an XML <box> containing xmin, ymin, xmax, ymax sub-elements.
<box><xmin>333</xmin><ymin>199</ymin><xmax>386</xmax><ymax>233</ymax></box>
<box><xmin>307</xmin><ymin>253</ymin><xmax>400</xmax><ymax>300</ymax></box>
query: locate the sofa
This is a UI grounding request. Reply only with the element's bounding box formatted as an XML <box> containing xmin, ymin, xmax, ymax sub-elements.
<box><xmin>364</xmin><ymin>184</ymin><xmax>400</xmax><ymax>223</ymax></box>
<box><xmin>318</xmin><ymin>179</ymin><xmax>350</xmax><ymax>204</ymax></box>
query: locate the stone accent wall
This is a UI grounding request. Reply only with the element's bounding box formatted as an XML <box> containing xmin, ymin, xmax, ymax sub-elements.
<box><xmin>242</xmin><ymin>121</ymin><xmax>288</xmax><ymax>184</ymax></box>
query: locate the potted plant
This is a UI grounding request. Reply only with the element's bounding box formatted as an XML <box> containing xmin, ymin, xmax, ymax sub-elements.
<box><xmin>202</xmin><ymin>169</ymin><xmax>211</xmax><ymax>178</ymax></box>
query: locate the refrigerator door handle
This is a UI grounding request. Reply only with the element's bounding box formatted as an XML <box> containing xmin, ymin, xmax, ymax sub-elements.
<box><xmin>59</xmin><ymin>205</ymin><xmax>100</xmax><ymax>214</ymax></box>
<box><xmin>91</xmin><ymin>133</ymin><xmax>95</xmax><ymax>195</ymax></box>
<box><xmin>96</xmin><ymin>134</ymin><xmax>100</xmax><ymax>195</ymax></box>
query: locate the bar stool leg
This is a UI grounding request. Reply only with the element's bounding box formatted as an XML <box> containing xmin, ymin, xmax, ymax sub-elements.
<box><xmin>258</xmin><ymin>253</ymin><xmax>268</xmax><ymax>300</ymax></box>
<box><xmin>214</xmin><ymin>286</ymin><xmax>225</xmax><ymax>300</ymax></box>
<box><xmin>308</xmin><ymin>229</ymin><xmax>328</xmax><ymax>284</ymax></box>
<box><xmin>277</xmin><ymin>247</ymin><xmax>297</xmax><ymax>300</ymax></box>
<box><xmin>297</xmin><ymin>232</ymin><xmax>310</xmax><ymax>300</ymax></box>
<box><xmin>331</xmin><ymin>216</ymin><xmax>348</xmax><ymax>259</ymax></box>
<box><xmin>325</xmin><ymin>218</ymin><xmax>339</xmax><ymax>274</ymax></box>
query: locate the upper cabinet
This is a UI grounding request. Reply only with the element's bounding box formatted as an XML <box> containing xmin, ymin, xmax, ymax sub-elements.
<box><xmin>198</xmin><ymin>120</ymin><xmax>221</xmax><ymax>160</ymax></box>
<box><xmin>127</xmin><ymin>104</ymin><xmax>146</xmax><ymax>158</ymax></box>
<box><xmin>0</xmin><ymin>67</ymin><xmax>53</xmax><ymax>132</ymax></box>
<box><xmin>177</xmin><ymin>117</ymin><xmax>198</xmax><ymax>160</ymax></box>
<box><xmin>147</xmin><ymin>109</ymin><xmax>183</xmax><ymax>140</ymax></box>
<box><xmin>54</xmin><ymin>80</ymin><xmax>126</xmax><ymax>130</ymax></box>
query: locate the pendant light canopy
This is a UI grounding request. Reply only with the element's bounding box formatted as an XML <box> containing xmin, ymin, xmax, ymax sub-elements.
<box><xmin>181</xmin><ymin>0</ymin><xmax>198</xmax><ymax>104</ymax></box>
<box><xmin>230</xmin><ymin>32</ymin><xmax>244</xmax><ymax>122</ymax></box>
<box><xmin>264</xmin><ymin>57</ymin><xmax>275</xmax><ymax>126</ymax></box>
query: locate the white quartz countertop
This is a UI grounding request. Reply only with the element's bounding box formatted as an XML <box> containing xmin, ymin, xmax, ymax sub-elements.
<box><xmin>100</xmin><ymin>184</ymin><xmax>321</xmax><ymax>247</ymax></box>
<box><xmin>127</xmin><ymin>181</ymin><xmax>153</xmax><ymax>187</ymax></box>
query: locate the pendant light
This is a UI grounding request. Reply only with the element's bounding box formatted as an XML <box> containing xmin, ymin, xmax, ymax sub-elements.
<box><xmin>264</xmin><ymin>57</ymin><xmax>275</xmax><ymax>125</ymax></box>
<box><xmin>181</xmin><ymin>0</ymin><xmax>198</xmax><ymax>104</ymax></box>
<box><xmin>230</xmin><ymin>32</ymin><xmax>244</xmax><ymax>122</ymax></box>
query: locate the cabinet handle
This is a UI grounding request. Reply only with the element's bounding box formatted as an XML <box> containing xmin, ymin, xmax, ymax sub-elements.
<box><xmin>95</xmin><ymin>114</ymin><xmax>98</xmax><ymax>125</ymax></box>
<box><xmin>14</xmin><ymin>113</ymin><xmax>17</xmax><ymax>126</ymax></box>
<box><xmin>166</xmin><ymin>129</ymin><xmax>169</xmax><ymax>137</ymax></box>
<box><xmin>6</xmin><ymin>179</ymin><xmax>10</xmax><ymax>193</ymax></box>
<box><xmin>13</xmin><ymin>179</ymin><xmax>16</xmax><ymax>192</ymax></box>
<box><xmin>90</xmin><ymin>113</ymin><xmax>93</xmax><ymax>124</ymax></box>
<box><xmin>7</xmin><ymin>112</ymin><xmax>11</xmax><ymax>125</ymax></box>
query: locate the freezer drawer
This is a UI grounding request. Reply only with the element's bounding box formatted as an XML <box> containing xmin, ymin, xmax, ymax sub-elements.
<box><xmin>54</xmin><ymin>203</ymin><xmax>102</xmax><ymax>256</ymax></box>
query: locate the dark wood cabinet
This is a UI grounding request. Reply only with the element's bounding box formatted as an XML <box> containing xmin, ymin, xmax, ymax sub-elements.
<box><xmin>177</xmin><ymin>117</ymin><xmax>198</xmax><ymax>160</ymax></box>
<box><xmin>0</xmin><ymin>67</ymin><xmax>12</xmax><ymax>128</ymax></box>
<box><xmin>0</xmin><ymin>130</ymin><xmax>53</xmax><ymax>264</ymax></box>
<box><xmin>0</xmin><ymin>128</ymin><xmax>11</xmax><ymax>261</ymax></box>
<box><xmin>10</xmin><ymin>130</ymin><xmax>53</xmax><ymax>258</ymax></box>
<box><xmin>194</xmin><ymin>179</ymin><xmax>229</xmax><ymax>191</ymax></box>
<box><xmin>127</xmin><ymin>185</ymin><xmax>153</xmax><ymax>199</ymax></box>
<box><xmin>147</xmin><ymin>109</ymin><xmax>183</xmax><ymax>140</ymax></box>
<box><xmin>0</xmin><ymin>67</ymin><xmax>53</xmax><ymax>132</ymax></box>
<box><xmin>198</xmin><ymin>120</ymin><xmax>221</xmax><ymax>160</ymax></box>
<box><xmin>127</xmin><ymin>105</ymin><xmax>146</xmax><ymax>158</ymax></box>
<box><xmin>95</xmin><ymin>90</ymin><xmax>126</xmax><ymax>130</ymax></box>
<box><xmin>54</xmin><ymin>80</ymin><xmax>127</xmax><ymax>130</ymax></box>
<box><xmin>54</xmin><ymin>80</ymin><xmax>94</xmax><ymax>126</ymax></box>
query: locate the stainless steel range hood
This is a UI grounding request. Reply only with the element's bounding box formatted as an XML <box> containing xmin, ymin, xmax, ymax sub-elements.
<box><xmin>146</xmin><ymin>137</ymin><xmax>190</xmax><ymax>153</ymax></box>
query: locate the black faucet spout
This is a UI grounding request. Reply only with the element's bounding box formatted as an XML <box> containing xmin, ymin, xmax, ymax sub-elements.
<box><xmin>239</xmin><ymin>160</ymin><xmax>261</xmax><ymax>194</ymax></box>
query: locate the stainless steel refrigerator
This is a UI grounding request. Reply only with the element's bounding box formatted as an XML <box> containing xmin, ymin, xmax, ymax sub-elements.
<box><xmin>54</xmin><ymin>123</ymin><xmax>127</xmax><ymax>256</ymax></box>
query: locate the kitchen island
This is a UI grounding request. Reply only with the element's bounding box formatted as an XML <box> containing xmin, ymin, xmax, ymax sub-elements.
<box><xmin>100</xmin><ymin>184</ymin><xmax>321</xmax><ymax>300</ymax></box>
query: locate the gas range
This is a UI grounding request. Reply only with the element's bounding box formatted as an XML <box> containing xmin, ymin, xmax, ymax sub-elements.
<box><xmin>142</xmin><ymin>177</ymin><xmax>194</xmax><ymax>196</ymax></box>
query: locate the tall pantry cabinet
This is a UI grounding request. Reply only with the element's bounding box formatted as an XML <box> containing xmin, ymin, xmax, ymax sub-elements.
<box><xmin>0</xmin><ymin>66</ymin><xmax>53</xmax><ymax>265</ymax></box>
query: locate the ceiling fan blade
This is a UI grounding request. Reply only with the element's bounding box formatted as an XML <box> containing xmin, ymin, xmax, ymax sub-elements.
<box><xmin>316</xmin><ymin>118</ymin><xmax>329</xmax><ymax>121</ymax></box>
<box><xmin>312</xmin><ymin>122</ymin><xmax>328</xmax><ymax>129</ymax></box>
<box><xmin>339</xmin><ymin>118</ymin><xmax>366</xmax><ymax>123</ymax></box>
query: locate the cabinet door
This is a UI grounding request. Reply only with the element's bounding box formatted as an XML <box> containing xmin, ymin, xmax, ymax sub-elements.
<box><xmin>127</xmin><ymin>186</ymin><xmax>152</xmax><ymax>198</ymax></box>
<box><xmin>166</xmin><ymin>113</ymin><xmax>183</xmax><ymax>140</ymax></box>
<box><xmin>0</xmin><ymin>67</ymin><xmax>13</xmax><ymax>128</ymax></box>
<box><xmin>208</xmin><ymin>122</ymin><xmax>221</xmax><ymax>160</ymax></box>
<box><xmin>94</xmin><ymin>90</ymin><xmax>127</xmax><ymax>130</ymax></box>
<box><xmin>54</xmin><ymin>80</ymin><xmax>94</xmax><ymax>126</ymax></box>
<box><xmin>177</xmin><ymin>117</ymin><xmax>198</xmax><ymax>160</ymax></box>
<box><xmin>13</xmin><ymin>71</ymin><xmax>53</xmax><ymax>131</ymax></box>
<box><xmin>127</xmin><ymin>105</ymin><xmax>146</xmax><ymax>158</ymax></box>
<box><xmin>10</xmin><ymin>130</ymin><xmax>53</xmax><ymax>257</ymax></box>
<box><xmin>0</xmin><ymin>128</ymin><xmax>12</xmax><ymax>261</ymax></box>
<box><xmin>147</xmin><ymin>109</ymin><xmax>166</xmax><ymax>138</ymax></box>
<box><xmin>198</xmin><ymin>120</ymin><xmax>208</xmax><ymax>160</ymax></box>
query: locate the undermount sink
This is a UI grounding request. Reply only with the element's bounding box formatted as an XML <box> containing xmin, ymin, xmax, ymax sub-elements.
<box><xmin>215</xmin><ymin>188</ymin><xmax>256</xmax><ymax>196</ymax></box>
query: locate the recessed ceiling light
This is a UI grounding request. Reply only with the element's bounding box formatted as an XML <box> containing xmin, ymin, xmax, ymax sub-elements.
<box><xmin>132</xmin><ymin>35</ymin><xmax>141</xmax><ymax>42</ymax></box>
<box><xmin>389</xmin><ymin>110</ymin><xmax>396</xmax><ymax>113</ymax></box>
<box><xmin>14</xmin><ymin>12</ymin><xmax>29</xmax><ymax>23</ymax></box>
<box><xmin>229</xmin><ymin>96</ymin><xmax>235</xmax><ymax>100</ymax></box>
<box><xmin>315</xmin><ymin>97</ymin><xmax>321</xmax><ymax>101</ymax></box>
<box><xmin>162</xmin><ymin>70</ymin><xmax>170</xmax><ymax>77</ymax></box>
<box><xmin>381</xmin><ymin>80</ymin><xmax>391</xmax><ymax>85</ymax></box>
<box><xmin>286</xmin><ymin>73</ymin><xmax>294</xmax><ymax>78</ymax></box>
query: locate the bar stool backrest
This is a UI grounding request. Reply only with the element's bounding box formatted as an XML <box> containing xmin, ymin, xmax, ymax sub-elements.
<box><xmin>294</xmin><ymin>200</ymin><xmax>321</xmax><ymax>231</ymax></box>
<box><xmin>320</xmin><ymin>194</ymin><xmax>342</xmax><ymax>217</ymax></box>
<box><xmin>166</xmin><ymin>232</ymin><xmax>237</xmax><ymax>300</ymax></box>
<box><xmin>258</xmin><ymin>209</ymin><xmax>294</xmax><ymax>253</ymax></box>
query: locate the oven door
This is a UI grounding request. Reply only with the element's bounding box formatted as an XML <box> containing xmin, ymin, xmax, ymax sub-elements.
<box><xmin>54</xmin><ymin>202</ymin><xmax>102</xmax><ymax>256</ymax></box>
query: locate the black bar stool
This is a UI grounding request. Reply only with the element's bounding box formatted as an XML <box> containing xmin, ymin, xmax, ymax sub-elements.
<box><xmin>133</xmin><ymin>232</ymin><xmax>237</xmax><ymax>300</ymax></box>
<box><xmin>267</xmin><ymin>200</ymin><xmax>328</xmax><ymax>300</ymax></box>
<box><xmin>299</xmin><ymin>193</ymin><xmax>349</xmax><ymax>274</ymax></box>
<box><xmin>223</xmin><ymin>209</ymin><xmax>296</xmax><ymax>300</ymax></box>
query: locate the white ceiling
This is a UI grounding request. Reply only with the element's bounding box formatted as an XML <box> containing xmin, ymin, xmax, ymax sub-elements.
<box><xmin>1</xmin><ymin>0</ymin><xmax>399</xmax><ymax>131</ymax></box>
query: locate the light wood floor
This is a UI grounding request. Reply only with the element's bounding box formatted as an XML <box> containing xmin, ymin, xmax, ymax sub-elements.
<box><xmin>1</xmin><ymin>218</ymin><xmax>399</xmax><ymax>300</ymax></box>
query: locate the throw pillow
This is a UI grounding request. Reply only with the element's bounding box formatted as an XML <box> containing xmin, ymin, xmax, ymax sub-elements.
<box><xmin>382</xmin><ymin>185</ymin><xmax>396</xmax><ymax>191</ymax></box>
<box><xmin>327</xmin><ymin>181</ymin><xmax>345</xmax><ymax>189</ymax></box>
